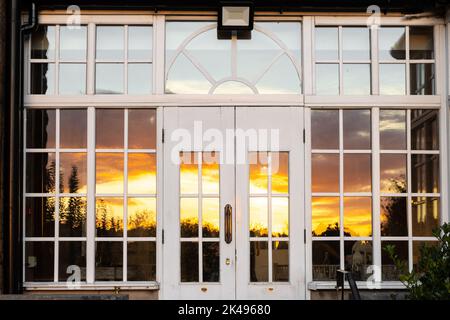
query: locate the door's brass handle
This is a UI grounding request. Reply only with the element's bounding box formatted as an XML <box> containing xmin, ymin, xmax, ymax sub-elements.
<box><xmin>224</xmin><ymin>204</ymin><xmax>232</xmax><ymax>244</ymax></box>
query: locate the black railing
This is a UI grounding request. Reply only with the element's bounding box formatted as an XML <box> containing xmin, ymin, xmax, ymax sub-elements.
<box><xmin>336</xmin><ymin>270</ymin><xmax>361</xmax><ymax>300</ymax></box>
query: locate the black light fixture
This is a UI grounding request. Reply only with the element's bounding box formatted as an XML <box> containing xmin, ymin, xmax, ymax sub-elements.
<box><xmin>217</xmin><ymin>1</ymin><xmax>254</xmax><ymax>40</ymax></box>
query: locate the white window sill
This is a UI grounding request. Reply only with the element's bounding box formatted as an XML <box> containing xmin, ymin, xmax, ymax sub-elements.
<box><xmin>23</xmin><ymin>282</ymin><xmax>159</xmax><ymax>291</ymax></box>
<box><xmin>308</xmin><ymin>281</ymin><xmax>407</xmax><ymax>291</ymax></box>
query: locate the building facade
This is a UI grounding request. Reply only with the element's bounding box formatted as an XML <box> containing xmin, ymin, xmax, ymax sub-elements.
<box><xmin>1</xmin><ymin>0</ymin><xmax>450</xmax><ymax>299</ymax></box>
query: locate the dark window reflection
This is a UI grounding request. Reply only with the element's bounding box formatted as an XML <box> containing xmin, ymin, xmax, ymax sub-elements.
<box><xmin>380</xmin><ymin>154</ymin><xmax>407</xmax><ymax>193</ymax></box>
<box><xmin>26</xmin><ymin>109</ymin><xmax>56</xmax><ymax>149</ymax></box>
<box><xmin>203</xmin><ymin>242</ymin><xmax>220</xmax><ymax>282</ymax></box>
<box><xmin>60</xmin><ymin>109</ymin><xmax>87</xmax><ymax>148</ymax></box>
<box><xmin>181</xmin><ymin>242</ymin><xmax>199</xmax><ymax>282</ymax></box>
<box><xmin>381</xmin><ymin>197</ymin><xmax>407</xmax><ymax>236</ymax></box>
<box><xmin>128</xmin><ymin>241</ymin><xmax>156</xmax><ymax>281</ymax></box>
<box><xmin>95</xmin><ymin>241</ymin><xmax>123</xmax><ymax>281</ymax></box>
<box><xmin>26</xmin><ymin>153</ymin><xmax>56</xmax><ymax>193</ymax></box>
<box><xmin>31</xmin><ymin>25</ymin><xmax>55</xmax><ymax>59</ymax></box>
<box><xmin>250</xmin><ymin>241</ymin><xmax>268</xmax><ymax>282</ymax></box>
<box><xmin>412</xmin><ymin>197</ymin><xmax>439</xmax><ymax>236</ymax></box>
<box><xmin>25</xmin><ymin>242</ymin><xmax>54</xmax><ymax>282</ymax></box>
<box><xmin>128</xmin><ymin>109</ymin><xmax>156</xmax><ymax>149</ymax></box>
<box><xmin>30</xmin><ymin>63</ymin><xmax>55</xmax><ymax>95</ymax></box>
<box><xmin>411</xmin><ymin>109</ymin><xmax>439</xmax><ymax>150</ymax></box>
<box><xmin>343</xmin><ymin>110</ymin><xmax>371</xmax><ymax>149</ymax></box>
<box><xmin>59</xmin><ymin>241</ymin><xmax>86</xmax><ymax>282</ymax></box>
<box><xmin>411</xmin><ymin>154</ymin><xmax>439</xmax><ymax>194</ymax></box>
<box><xmin>272</xmin><ymin>241</ymin><xmax>289</xmax><ymax>282</ymax></box>
<box><xmin>379</xmin><ymin>110</ymin><xmax>406</xmax><ymax>150</ymax></box>
<box><xmin>311</xmin><ymin>110</ymin><xmax>339</xmax><ymax>149</ymax></box>
<box><xmin>25</xmin><ymin>197</ymin><xmax>55</xmax><ymax>237</ymax></box>
<box><xmin>96</xmin><ymin>109</ymin><xmax>124</xmax><ymax>149</ymax></box>
<box><xmin>60</xmin><ymin>197</ymin><xmax>87</xmax><ymax>237</ymax></box>
<box><xmin>413</xmin><ymin>241</ymin><xmax>437</xmax><ymax>271</ymax></box>
<box><xmin>409</xmin><ymin>27</ymin><xmax>434</xmax><ymax>60</ymax></box>
<box><xmin>410</xmin><ymin>64</ymin><xmax>435</xmax><ymax>95</ymax></box>
<box><xmin>312</xmin><ymin>241</ymin><xmax>340</xmax><ymax>280</ymax></box>
<box><xmin>381</xmin><ymin>241</ymin><xmax>408</xmax><ymax>281</ymax></box>
<box><xmin>312</xmin><ymin>154</ymin><xmax>339</xmax><ymax>193</ymax></box>
<box><xmin>344</xmin><ymin>241</ymin><xmax>372</xmax><ymax>281</ymax></box>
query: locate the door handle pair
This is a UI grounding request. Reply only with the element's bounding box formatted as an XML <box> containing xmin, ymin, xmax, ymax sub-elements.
<box><xmin>224</xmin><ymin>204</ymin><xmax>232</xmax><ymax>244</ymax></box>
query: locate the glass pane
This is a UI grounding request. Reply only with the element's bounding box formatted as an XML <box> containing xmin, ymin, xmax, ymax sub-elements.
<box><xmin>127</xmin><ymin>198</ymin><xmax>156</xmax><ymax>237</ymax></box>
<box><xmin>30</xmin><ymin>63</ymin><xmax>55</xmax><ymax>95</ymax></box>
<box><xmin>257</xmin><ymin>22</ymin><xmax>301</xmax><ymax>55</ymax></box>
<box><xmin>250</xmin><ymin>241</ymin><xmax>268</xmax><ymax>282</ymax></box>
<box><xmin>96</xmin><ymin>26</ymin><xmax>124</xmax><ymax>60</ymax></box>
<box><xmin>380</xmin><ymin>154</ymin><xmax>407</xmax><ymax>193</ymax></box>
<box><xmin>25</xmin><ymin>242</ymin><xmax>54</xmax><ymax>282</ymax></box>
<box><xmin>249</xmin><ymin>197</ymin><xmax>268</xmax><ymax>237</ymax></box>
<box><xmin>343</xmin><ymin>154</ymin><xmax>372</xmax><ymax>193</ymax></box>
<box><xmin>379</xmin><ymin>27</ymin><xmax>406</xmax><ymax>60</ymax></box>
<box><xmin>271</xmin><ymin>152</ymin><xmax>288</xmax><ymax>194</ymax></box>
<box><xmin>272</xmin><ymin>241</ymin><xmax>289</xmax><ymax>282</ymax></box>
<box><xmin>26</xmin><ymin>109</ymin><xmax>56</xmax><ymax>148</ymax></box>
<box><xmin>202</xmin><ymin>198</ymin><xmax>220</xmax><ymax>238</ymax></box>
<box><xmin>343</xmin><ymin>109</ymin><xmax>371</xmax><ymax>149</ymax></box>
<box><xmin>128</xmin><ymin>241</ymin><xmax>156</xmax><ymax>281</ymax></box>
<box><xmin>342</xmin><ymin>27</ymin><xmax>370</xmax><ymax>60</ymax></box>
<box><xmin>249</xmin><ymin>152</ymin><xmax>268</xmax><ymax>194</ymax></box>
<box><xmin>381</xmin><ymin>197</ymin><xmax>408</xmax><ymax>236</ymax></box>
<box><xmin>95</xmin><ymin>63</ymin><xmax>124</xmax><ymax>94</ymax></box>
<box><xmin>316</xmin><ymin>64</ymin><xmax>339</xmax><ymax>95</ymax></box>
<box><xmin>180</xmin><ymin>198</ymin><xmax>198</xmax><ymax>238</ymax></box>
<box><xmin>214</xmin><ymin>81</ymin><xmax>254</xmax><ymax>94</ymax></box>
<box><xmin>95</xmin><ymin>197</ymin><xmax>123</xmax><ymax>237</ymax></box>
<box><xmin>60</xmin><ymin>153</ymin><xmax>87</xmax><ymax>194</ymax></box>
<box><xmin>413</xmin><ymin>241</ymin><xmax>437</xmax><ymax>271</ymax></box>
<box><xmin>255</xmin><ymin>54</ymin><xmax>301</xmax><ymax>94</ymax></box>
<box><xmin>344</xmin><ymin>197</ymin><xmax>372</xmax><ymax>237</ymax></box>
<box><xmin>95</xmin><ymin>241</ymin><xmax>123</xmax><ymax>281</ymax></box>
<box><xmin>409</xmin><ymin>27</ymin><xmax>434</xmax><ymax>60</ymax></box>
<box><xmin>381</xmin><ymin>241</ymin><xmax>407</xmax><ymax>281</ymax></box>
<box><xmin>312</xmin><ymin>197</ymin><xmax>340</xmax><ymax>237</ymax></box>
<box><xmin>311</xmin><ymin>110</ymin><xmax>339</xmax><ymax>149</ymax></box>
<box><xmin>26</xmin><ymin>153</ymin><xmax>56</xmax><ymax>193</ymax></box>
<box><xmin>203</xmin><ymin>242</ymin><xmax>220</xmax><ymax>282</ymax></box>
<box><xmin>343</xmin><ymin>64</ymin><xmax>371</xmax><ymax>95</ymax></box>
<box><xmin>166</xmin><ymin>22</ymin><xmax>210</xmax><ymax>62</ymax></box>
<box><xmin>96</xmin><ymin>153</ymin><xmax>124</xmax><ymax>194</ymax></box>
<box><xmin>128</xmin><ymin>109</ymin><xmax>156</xmax><ymax>149</ymax></box>
<box><xmin>128</xmin><ymin>63</ymin><xmax>152</xmax><ymax>94</ymax></box>
<box><xmin>202</xmin><ymin>152</ymin><xmax>220</xmax><ymax>194</ymax></box>
<box><xmin>344</xmin><ymin>241</ymin><xmax>372</xmax><ymax>281</ymax></box>
<box><xmin>59</xmin><ymin>196</ymin><xmax>87</xmax><ymax>237</ymax></box>
<box><xmin>60</xmin><ymin>26</ymin><xmax>87</xmax><ymax>60</ymax></box>
<box><xmin>59</xmin><ymin>241</ymin><xmax>86</xmax><ymax>282</ymax></box>
<box><xmin>60</xmin><ymin>109</ymin><xmax>87</xmax><ymax>148</ymax></box>
<box><xmin>25</xmin><ymin>197</ymin><xmax>55</xmax><ymax>237</ymax></box>
<box><xmin>410</xmin><ymin>63</ymin><xmax>435</xmax><ymax>95</ymax></box>
<box><xmin>411</xmin><ymin>109</ymin><xmax>439</xmax><ymax>150</ymax></box>
<box><xmin>128</xmin><ymin>153</ymin><xmax>156</xmax><ymax>194</ymax></box>
<box><xmin>411</xmin><ymin>154</ymin><xmax>439</xmax><ymax>193</ymax></box>
<box><xmin>379</xmin><ymin>64</ymin><xmax>406</xmax><ymax>95</ymax></box>
<box><xmin>128</xmin><ymin>26</ymin><xmax>153</xmax><ymax>61</ymax></box>
<box><xmin>312</xmin><ymin>241</ymin><xmax>339</xmax><ymax>281</ymax></box>
<box><xmin>96</xmin><ymin>109</ymin><xmax>124</xmax><ymax>149</ymax></box>
<box><xmin>315</xmin><ymin>27</ymin><xmax>338</xmax><ymax>60</ymax></box>
<box><xmin>59</xmin><ymin>64</ymin><xmax>86</xmax><ymax>95</ymax></box>
<box><xmin>272</xmin><ymin>198</ymin><xmax>289</xmax><ymax>237</ymax></box>
<box><xmin>180</xmin><ymin>152</ymin><xmax>198</xmax><ymax>195</ymax></box>
<box><xmin>412</xmin><ymin>197</ymin><xmax>439</xmax><ymax>236</ymax></box>
<box><xmin>181</xmin><ymin>242</ymin><xmax>198</xmax><ymax>282</ymax></box>
<box><xmin>379</xmin><ymin>110</ymin><xmax>406</xmax><ymax>150</ymax></box>
<box><xmin>31</xmin><ymin>25</ymin><xmax>55</xmax><ymax>59</ymax></box>
<box><xmin>312</xmin><ymin>154</ymin><xmax>339</xmax><ymax>193</ymax></box>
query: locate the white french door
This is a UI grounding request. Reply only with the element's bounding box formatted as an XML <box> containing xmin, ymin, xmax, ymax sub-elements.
<box><xmin>162</xmin><ymin>107</ymin><xmax>305</xmax><ymax>300</ymax></box>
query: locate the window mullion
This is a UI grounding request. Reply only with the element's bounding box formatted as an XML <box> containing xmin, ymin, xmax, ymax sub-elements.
<box><xmin>371</xmin><ymin>26</ymin><xmax>379</xmax><ymax>95</ymax></box>
<box><xmin>154</xmin><ymin>15</ymin><xmax>166</xmax><ymax>95</ymax></box>
<box><xmin>371</xmin><ymin>107</ymin><xmax>381</xmax><ymax>282</ymax></box>
<box><xmin>86</xmin><ymin>107</ymin><xmax>96</xmax><ymax>283</ymax></box>
<box><xmin>87</xmin><ymin>23</ymin><xmax>96</xmax><ymax>95</ymax></box>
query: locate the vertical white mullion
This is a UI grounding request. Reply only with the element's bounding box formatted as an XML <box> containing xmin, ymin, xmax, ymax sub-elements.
<box><xmin>86</xmin><ymin>107</ymin><xmax>96</xmax><ymax>283</ymax></box>
<box><xmin>198</xmin><ymin>152</ymin><xmax>203</xmax><ymax>282</ymax></box>
<box><xmin>339</xmin><ymin>110</ymin><xmax>345</xmax><ymax>270</ymax></box>
<box><xmin>154</xmin><ymin>15</ymin><xmax>166</xmax><ymax>95</ymax></box>
<box><xmin>268</xmin><ymin>153</ymin><xmax>273</xmax><ymax>282</ymax></box>
<box><xmin>304</xmin><ymin>107</ymin><xmax>312</xmax><ymax>299</ymax></box>
<box><xmin>87</xmin><ymin>23</ymin><xmax>96</xmax><ymax>95</ymax></box>
<box><xmin>406</xmin><ymin>26</ymin><xmax>411</xmax><ymax>95</ymax></box>
<box><xmin>371</xmin><ymin>26</ymin><xmax>379</xmax><ymax>95</ymax></box>
<box><xmin>156</xmin><ymin>107</ymin><xmax>163</xmax><ymax>293</ymax></box>
<box><xmin>54</xmin><ymin>109</ymin><xmax>61</xmax><ymax>282</ymax></box>
<box><xmin>231</xmin><ymin>35</ymin><xmax>237</xmax><ymax>78</ymax></box>
<box><xmin>407</xmin><ymin>109</ymin><xmax>413</xmax><ymax>272</ymax></box>
<box><xmin>55</xmin><ymin>25</ymin><xmax>60</xmax><ymax>95</ymax></box>
<box><xmin>123</xmin><ymin>109</ymin><xmax>128</xmax><ymax>282</ymax></box>
<box><xmin>303</xmin><ymin>17</ymin><xmax>314</xmax><ymax>96</ymax></box>
<box><xmin>371</xmin><ymin>108</ymin><xmax>381</xmax><ymax>282</ymax></box>
<box><xmin>338</xmin><ymin>26</ymin><xmax>343</xmax><ymax>95</ymax></box>
<box><xmin>124</xmin><ymin>25</ymin><xmax>129</xmax><ymax>95</ymax></box>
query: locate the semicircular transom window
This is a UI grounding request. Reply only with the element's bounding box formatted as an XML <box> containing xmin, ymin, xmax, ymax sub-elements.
<box><xmin>165</xmin><ymin>21</ymin><xmax>302</xmax><ymax>94</ymax></box>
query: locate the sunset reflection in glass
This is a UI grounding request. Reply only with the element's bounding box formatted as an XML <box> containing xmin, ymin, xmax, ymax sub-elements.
<box><xmin>96</xmin><ymin>153</ymin><xmax>124</xmax><ymax>194</ymax></box>
<box><xmin>344</xmin><ymin>197</ymin><xmax>372</xmax><ymax>237</ymax></box>
<box><xmin>128</xmin><ymin>153</ymin><xmax>156</xmax><ymax>194</ymax></box>
<box><xmin>96</xmin><ymin>197</ymin><xmax>124</xmax><ymax>237</ymax></box>
<box><xmin>127</xmin><ymin>197</ymin><xmax>156</xmax><ymax>237</ymax></box>
<box><xmin>312</xmin><ymin>197</ymin><xmax>340</xmax><ymax>236</ymax></box>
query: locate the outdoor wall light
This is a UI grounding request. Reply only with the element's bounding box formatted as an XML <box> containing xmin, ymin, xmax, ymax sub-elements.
<box><xmin>217</xmin><ymin>2</ymin><xmax>254</xmax><ymax>40</ymax></box>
